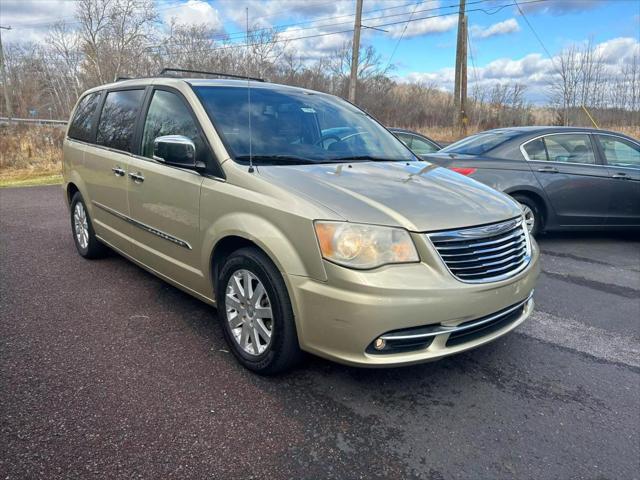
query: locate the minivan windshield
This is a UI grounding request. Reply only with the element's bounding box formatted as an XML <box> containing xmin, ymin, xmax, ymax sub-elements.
<box><xmin>441</xmin><ymin>131</ymin><xmax>520</xmax><ymax>155</ymax></box>
<box><xmin>193</xmin><ymin>86</ymin><xmax>416</xmax><ymax>165</ymax></box>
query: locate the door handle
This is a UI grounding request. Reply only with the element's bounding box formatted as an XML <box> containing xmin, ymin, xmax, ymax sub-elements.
<box><xmin>112</xmin><ymin>166</ymin><xmax>126</xmax><ymax>177</ymax></box>
<box><xmin>537</xmin><ymin>166</ymin><xmax>559</xmax><ymax>173</ymax></box>
<box><xmin>129</xmin><ymin>172</ymin><xmax>145</xmax><ymax>183</ymax></box>
<box><xmin>612</xmin><ymin>173</ymin><xmax>629</xmax><ymax>180</ymax></box>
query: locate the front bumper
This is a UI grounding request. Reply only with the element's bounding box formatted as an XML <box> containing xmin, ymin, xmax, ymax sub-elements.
<box><xmin>287</xmin><ymin>239</ymin><xmax>540</xmax><ymax>367</ymax></box>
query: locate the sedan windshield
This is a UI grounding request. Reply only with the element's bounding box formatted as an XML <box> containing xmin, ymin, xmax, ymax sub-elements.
<box><xmin>193</xmin><ymin>86</ymin><xmax>416</xmax><ymax>165</ymax></box>
<box><xmin>441</xmin><ymin>131</ymin><xmax>520</xmax><ymax>155</ymax></box>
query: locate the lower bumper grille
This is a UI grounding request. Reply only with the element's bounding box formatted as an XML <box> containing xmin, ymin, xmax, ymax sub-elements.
<box><xmin>445</xmin><ymin>303</ymin><xmax>525</xmax><ymax>347</ymax></box>
<box><xmin>367</xmin><ymin>292</ymin><xmax>532</xmax><ymax>355</ymax></box>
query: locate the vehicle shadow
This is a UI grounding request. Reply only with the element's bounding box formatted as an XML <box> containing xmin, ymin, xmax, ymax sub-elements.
<box><xmin>537</xmin><ymin>229</ymin><xmax>639</xmax><ymax>243</ymax></box>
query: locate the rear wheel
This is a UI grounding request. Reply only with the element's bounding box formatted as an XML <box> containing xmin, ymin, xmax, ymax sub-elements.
<box><xmin>513</xmin><ymin>195</ymin><xmax>542</xmax><ymax>237</ymax></box>
<box><xmin>216</xmin><ymin>247</ymin><xmax>303</xmax><ymax>375</ymax></box>
<box><xmin>70</xmin><ymin>192</ymin><xmax>107</xmax><ymax>259</ymax></box>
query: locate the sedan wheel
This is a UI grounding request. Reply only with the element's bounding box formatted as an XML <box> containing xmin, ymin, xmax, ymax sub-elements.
<box><xmin>225</xmin><ymin>269</ymin><xmax>274</xmax><ymax>356</ymax></box>
<box><xmin>520</xmin><ymin>203</ymin><xmax>536</xmax><ymax>234</ymax></box>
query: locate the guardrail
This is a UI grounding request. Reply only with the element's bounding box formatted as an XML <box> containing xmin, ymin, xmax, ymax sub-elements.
<box><xmin>0</xmin><ymin>117</ymin><xmax>68</xmax><ymax>126</ymax></box>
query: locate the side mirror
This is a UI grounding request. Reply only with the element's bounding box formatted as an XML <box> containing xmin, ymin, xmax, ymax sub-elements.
<box><xmin>153</xmin><ymin>135</ymin><xmax>196</xmax><ymax>168</ymax></box>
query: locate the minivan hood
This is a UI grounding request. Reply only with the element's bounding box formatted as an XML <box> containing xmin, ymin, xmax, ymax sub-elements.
<box><xmin>257</xmin><ymin>161</ymin><xmax>521</xmax><ymax>232</ymax></box>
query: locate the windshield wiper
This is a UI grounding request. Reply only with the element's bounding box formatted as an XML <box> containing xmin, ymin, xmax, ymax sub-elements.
<box><xmin>235</xmin><ymin>155</ymin><xmax>318</xmax><ymax>165</ymax></box>
<box><xmin>330</xmin><ymin>155</ymin><xmax>401</xmax><ymax>162</ymax></box>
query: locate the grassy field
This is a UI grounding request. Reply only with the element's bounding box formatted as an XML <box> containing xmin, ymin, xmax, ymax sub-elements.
<box><xmin>0</xmin><ymin>170</ymin><xmax>63</xmax><ymax>188</ymax></box>
<box><xmin>1</xmin><ymin>123</ymin><xmax>638</xmax><ymax>188</ymax></box>
<box><xmin>0</xmin><ymin>125</ymin><xmax>63</xmax><ymax>188</ymax></box>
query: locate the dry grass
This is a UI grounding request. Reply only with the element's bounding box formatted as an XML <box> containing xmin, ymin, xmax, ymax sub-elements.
<box><xmin>0</xmin><ymin>125</ymin><xmax>64</xmax><ymax>187</ymax></box>
<box><xmin>610</xmin><ymin>125</ymin><xmax>640</xmax><ymax>139</ymax></box>
<box><xmin>0</xmin><ymin>123</ymin><xmax>637</xmax><ymax>187</ymax></box>
<box><xmin>0</xmin><ymin>125</ymin><xmax>63</xmax><ymax>168</ymax></box>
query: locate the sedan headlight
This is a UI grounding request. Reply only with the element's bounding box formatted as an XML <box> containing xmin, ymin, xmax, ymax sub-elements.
<box><xmin>314</xmin><ymin>221</ymin><xmax>419</xmax><ymax>269</ymax></box>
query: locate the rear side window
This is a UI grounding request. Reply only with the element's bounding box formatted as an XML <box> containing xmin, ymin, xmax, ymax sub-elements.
<box><xmin>395</xmin><ymin>132</ymin><xmax>413</xmax><ymax>148</ymax></box>
<box><xmin>543</xmin><ymin>134</ymin><xmax>596</xmax><ymax>165</ymax></box>
<box><xmin>522</xmin><ymin>138</ymin><xmax>547</xmax><ymax>161</ymax></box>
<box><xmin>596</xmin><ymin>135</ymin><xmax>640</xmax><ymax>169</ymax></box>
<box><xmin>410</xmin><ymin>135</ymin><xmax>439</xmax><ymax>155</ymax></box>
<box><xmin>96</xmin><ymin>89</ymin><xmax>145</xmax><ymax>153</ymax></box>
<box><xmin>68</xmin><ymin>92</ymin><xmax>101</xmax><ymax>142</ymax></box>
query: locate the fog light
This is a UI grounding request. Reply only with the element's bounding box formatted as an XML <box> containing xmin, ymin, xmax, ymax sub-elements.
<box><xmin>374</xmin><ymin>337</ymin><xmax>386</xmax><ymax>350</ymax></box>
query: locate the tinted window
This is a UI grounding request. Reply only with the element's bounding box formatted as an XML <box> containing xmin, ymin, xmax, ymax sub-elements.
<box><xmin>441</xmin><ymin>131</ymin><xmax>520</xmax><ymax>155</ymax></box>
<box><xmin>522</xmin><ymin>138</ymin><xmax>547</xmax><ymax>161</ymax></box>
<box><xmin>597</xmin><ymin>135</ymin><xmax>640</xmax><ymax>169</ymax></box>
<box><xmin>410</xmin><ymin>135</ymin><xmax>439</xmax><ymax>155</ymax></box>
<box><xmin>395</xmin><ymin>132</ymin><xmax>413</xmax><ymax>148</ymax></box>
<box><xmin>141</xmin><ymin>90</ymin><xmax>211</xmax><ymax>165</ymax></box>
<box><xmin>194</xmin><ymin>86</ymin><xmax>415</xmax><ymax>165</ymax></box>
<box><xmin>96</xmin><ymin>89</ymin><xmax>145</xmax><ymax>153</ymax></box>
<box><xmin>543</xmin><ymin>134</ymin><xmax>596</xmax><ymax>165</ymax></box>
<box><xmin>68</xmin><ymin>92</ymin><xmax>101</xmax><ymax>142</ymax></box>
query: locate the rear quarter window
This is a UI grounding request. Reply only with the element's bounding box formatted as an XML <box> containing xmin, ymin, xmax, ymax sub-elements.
<box><xmin>96</xmin><ymin>89</ymin><xmax>145</xmax><ymax>153</ymax></box>
<box><xmin>68</xmin><ymin>92</ymin><xmax>101</xmax><ymax>142</ymax></box>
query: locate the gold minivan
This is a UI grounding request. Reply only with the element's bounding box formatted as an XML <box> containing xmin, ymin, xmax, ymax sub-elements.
<box><xmin>63</xmin><ymin>71</ymin><xmax>540</xmax><ymax>374</ymax></box>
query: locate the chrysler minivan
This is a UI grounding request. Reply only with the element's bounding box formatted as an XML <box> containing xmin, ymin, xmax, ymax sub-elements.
<box><xmin>63</xmin><ymin>72</ymin><xmax>540</xmax><ymax>374</ymax></box>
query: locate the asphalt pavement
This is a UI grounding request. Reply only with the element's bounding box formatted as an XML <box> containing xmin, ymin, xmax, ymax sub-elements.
<box><xmin>1</xmin><ymin>185</ymin><xmax>639</xmax><ymax>480</ymax></box>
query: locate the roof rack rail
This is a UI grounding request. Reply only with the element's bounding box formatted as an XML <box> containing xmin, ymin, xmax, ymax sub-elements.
<box><xmin>159</xmin><ymin>68</ymin><xmax>264</xmax><ymax>82</ymax></box>
<box><xmin>115</xmin><ymin>76</ymin><xmax>132</xmax><ymax>81</ymax></box>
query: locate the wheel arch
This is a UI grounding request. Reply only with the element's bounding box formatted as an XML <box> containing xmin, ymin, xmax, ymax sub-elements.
<box><xmin>203</xmin><ymin>213</ymin><xmax>326</xmax><ymax>297</ymax></box>
<box><xmin>505</xmin><ymin>188</ymin><xmax>549</xmax><ymax>229</ymax></box>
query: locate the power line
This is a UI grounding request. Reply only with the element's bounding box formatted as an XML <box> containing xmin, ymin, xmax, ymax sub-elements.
<box><xmin>7</xmin><ymin>0</ymin><xmax>431</xmax><ymax>31</ymax></box>
<box><xmin>466</xmin><ymin>24</ymin><xmax>480</xmax><ymax>90</ymax></box>
<box><xmin>148</xmin><ymin>0</ymin><xmax>551</xmax><ymax>57</ymax></box>
<box><xmin>145</xmin><ymin>0</ymin><xmax>503</xmax><ymax>51</ymax></box>
<box><xmin>513</xmin><ymin>0</ymin><xmax>559</xmax><ymax>72</ymax></box>
<box><xmin>384</xmin><ymin>1</ymin><xmax>421</xmax><ymax>71</ymax></box>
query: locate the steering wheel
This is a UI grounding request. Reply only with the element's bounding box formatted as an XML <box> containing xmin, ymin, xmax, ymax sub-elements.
<box><xmin>339</xmin><ymin>131</ymin><xmax>371</xmax><ymax>142</ymax></box>
<box><xmin>315</xmin><ymin>135</ymin><xmax>342</xmax><ymax>147</ymax></box>
<box><xmin>316</xmin><ymin>131</ymin><xmax>371</xmax><ymax>148</ymax></box>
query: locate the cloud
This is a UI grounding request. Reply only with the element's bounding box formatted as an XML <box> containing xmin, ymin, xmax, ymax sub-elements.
<box><xmin>594</xmin><ymin>37</ymin><xmax>640</xmax><ymax>65</ymax></box>
<box><xmin>279</xmin><ymin>25</ymin><xmax>351</xmax><ymax>61</ymax></box>
<box><xmin>516</xmin><ymin>0</ymin><xmax>606</xmax><ymax>14</ymax></box>
<box><xmin>162</xmin><ymin>0</ymin><xmax>223</xmax><ymax>30</ymax></box>
<box><xmin>217</xmin><ymin>0</ymin><xmax>353</xmax><ymax>29</ymax></box>
<box><xmin>0</xmin><ymin>0</ymin><xmax>77</xmax><ymax>43</ymax></box>
<box><xmin>387</xmin><ymin>14</ymin><xmax>458</xmax><ymax>39</ymax></box>
<box><xmin>403</xmin><ymin>37</ymin><xmax>640</xmax><ymax>103</ymax></box>
<box><xmin>471</xmin><ymin>18</ymin><xmax>520</xmax><ymax>39</ymax></box>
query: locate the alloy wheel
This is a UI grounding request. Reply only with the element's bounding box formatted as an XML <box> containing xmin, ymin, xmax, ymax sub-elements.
<box><xmin>520</xmin><ymin>203</ymin><xmax>535</xmax><ymax>234</ymax></box>
<box><xmin>225</xmin><ymin>269</ymin><xmax>274</xmax><ymax>356</ymax></box>
<box><xmin>73</xmin><ymin>202</ymin><xmax>89</xmax><ymax>249</ymax></box>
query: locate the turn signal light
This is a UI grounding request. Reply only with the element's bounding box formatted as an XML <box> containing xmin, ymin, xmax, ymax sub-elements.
<box><xmin>450</xmin><ymin>167</ymin><xmax>477</xmax><ymax>176</ymax></box>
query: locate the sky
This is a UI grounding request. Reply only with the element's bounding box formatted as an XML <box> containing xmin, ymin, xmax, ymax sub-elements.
<box><xmin>1</xmin><ymin>0</ymin><xmax>639</xmax><ymax>103</ymax></box>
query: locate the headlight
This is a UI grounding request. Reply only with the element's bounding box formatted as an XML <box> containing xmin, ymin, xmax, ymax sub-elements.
<box><xmin>314</xmin><ymin>221</ymin><xmax>419</xmax><ymax>269</ymax></box>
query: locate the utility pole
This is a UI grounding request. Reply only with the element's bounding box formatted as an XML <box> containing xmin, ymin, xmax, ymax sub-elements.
<box><xmin>348</xmin><ymin>0</ymin><xmax>363</xmax><ymax>103</ymax></box>
<box><xmin>453</xmin><ymin>0</ymin><xmax>467</xmax><ymax>130</ymax></box>
<box><xmin>0</xmin><ymin>25</ymin><xmax>13</xmax><ymax>119</ymax></box>
<box><xmin>460</xmin><ymin>16</ymin><xmax>468</xmax><ymax>133</ymax></box>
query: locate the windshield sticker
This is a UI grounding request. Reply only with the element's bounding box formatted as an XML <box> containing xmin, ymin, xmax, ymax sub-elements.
<box><xmin>301</xmin><ymin>107</ymin><xmax>316</xmax><ymax>113</ymax></box>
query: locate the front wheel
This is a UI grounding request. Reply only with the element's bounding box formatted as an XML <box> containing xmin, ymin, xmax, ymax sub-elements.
<box><xmin>216</xmin><ymin>247</ymin><xmax>303</xmax><ymax>375</ymax></box>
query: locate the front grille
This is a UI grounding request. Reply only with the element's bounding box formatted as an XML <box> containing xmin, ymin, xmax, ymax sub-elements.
<box><xmin>428</xmin><ymin>218</ymin><xmax>531</xmax><ymax>283</ymax></box>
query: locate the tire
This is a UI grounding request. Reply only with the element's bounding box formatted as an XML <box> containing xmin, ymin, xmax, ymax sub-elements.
<box><xmin>70</xmin><ymin>192</ymin><xmax>107</xmax><ymax>259</ymax></box>
<box><xmin>216</xmin><ymin>247</ymin><xmax>303</xmax><ymax>375</ymax></box>
<box><xmin>512</xmin><ymin>194</ymin><xmax>543</xmax><ymax>237</ymax></box>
